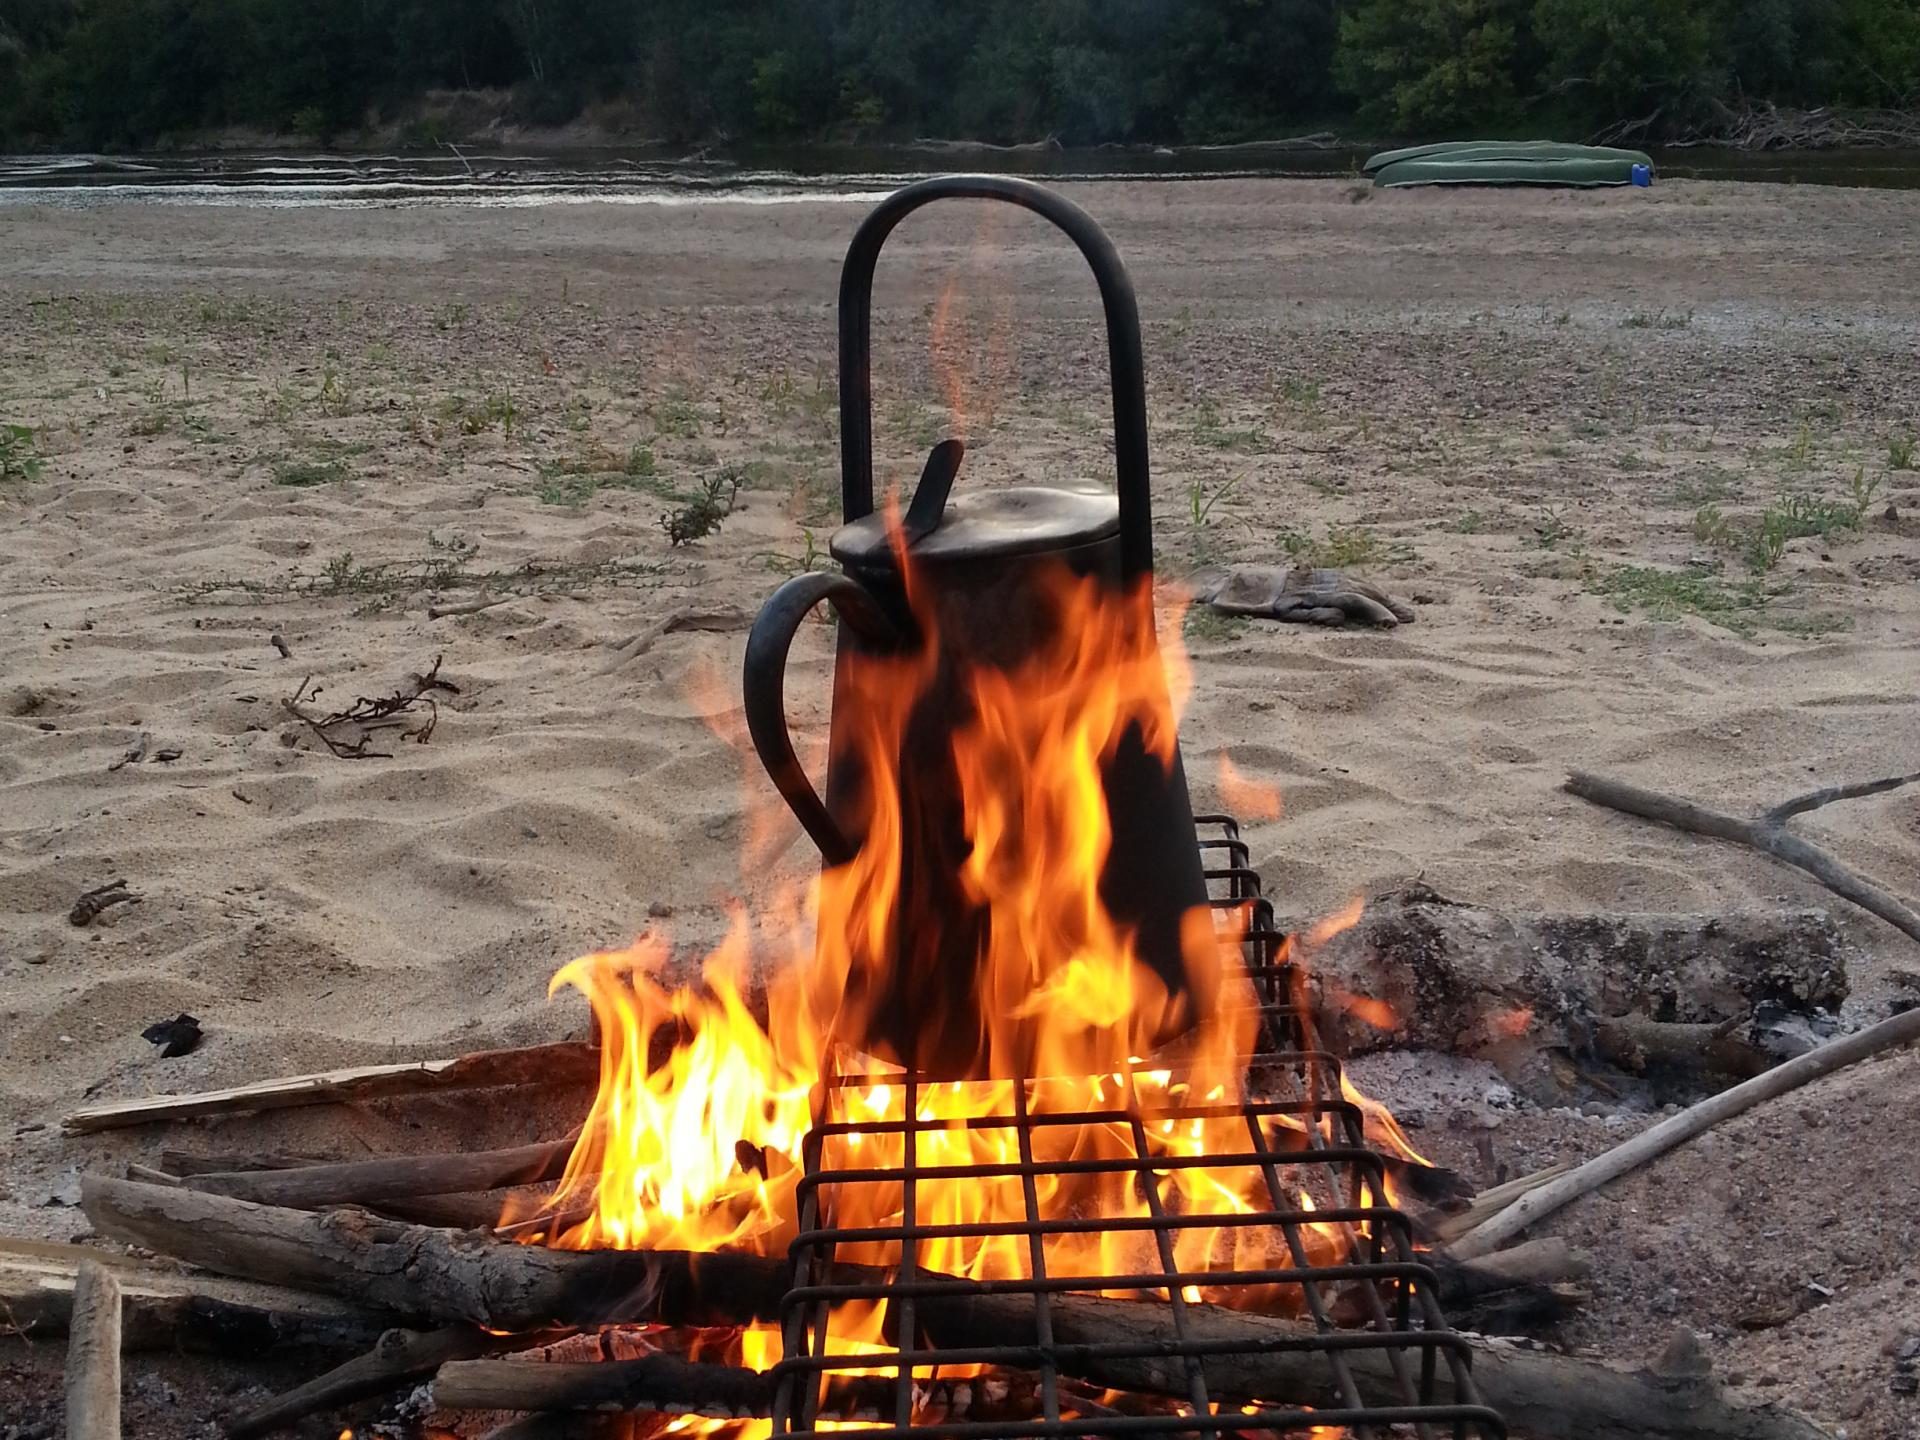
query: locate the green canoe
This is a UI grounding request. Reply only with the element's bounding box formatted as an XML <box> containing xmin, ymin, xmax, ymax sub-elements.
<box><xmin>1364</xmin><ymin>140</ymin><xmax>1654</xmax><ymax>189</ymax></box>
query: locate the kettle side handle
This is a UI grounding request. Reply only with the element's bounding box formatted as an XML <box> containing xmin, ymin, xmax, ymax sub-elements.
<box><xmin>838</xmin><ymin>175</ymin><xmax>1154</xmax><ymax>583</ymax></box>
<box><xmin>742</xmin><ymin>572</ymin><xmax>902</xmax><ymax>867</ymax></box>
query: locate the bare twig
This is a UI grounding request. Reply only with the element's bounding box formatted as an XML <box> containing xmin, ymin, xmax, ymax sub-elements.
<box><xmin>428</xmin><ymin>593</ymin><xmax>518</xmax><ymax>619</ymax></box>
<box><xmin>1450</xmin><ymin>1006</ymin><xmax>1920</xmax><ymax>1258</ymax></box>
<box><xmin>106</xmin><ymin>732</ymin><xmax>149</xmax><ymax>771</ymax></box>
<box><xmin>601</xmin><ymin>607</ymin><xmax>752</xmax><ymax>672</ymax></box>
<box><xmin>1566</xmin><ymin>770</ymin><xmax>1920</xmax><ymax>947</ymax></box>
<box><xmin>281</xmin><ymin>655</ymin><xmax>460</xmax><ymax>759</ymax></box>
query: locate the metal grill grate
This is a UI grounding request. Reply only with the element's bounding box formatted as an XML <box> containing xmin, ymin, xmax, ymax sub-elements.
<box><xmin>768</xmin><ymin>814</ymin><xmax>1504</xmax><ymax>1440</ymax></box>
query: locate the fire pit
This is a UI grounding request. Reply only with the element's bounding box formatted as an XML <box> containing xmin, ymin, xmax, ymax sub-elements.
<box><xmin>768</xmin><ymin>819</ymin><xmax>1502</xmax><ymax>1439</ymax></box>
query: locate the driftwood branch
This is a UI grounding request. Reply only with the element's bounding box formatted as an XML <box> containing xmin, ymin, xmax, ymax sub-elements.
<box><xmin>82</xmin><ymin>1181</ymin><xmax>1826</xmax><ymax>1439</ymax></box>
<box><xmin>63</xmin><ymin>1040</ymin><xmax>596</xmax><ymax>1133</ymax></box>
<box><xmin>228</xmin><ymin>1324</ymin><xmax>568</xmax><ymax>1439</ymax></box>
<box><xmin>64</xmin><ymin>1261</ymin><xmax>122</xmax><ymax>1440</ymax></box>
<box><xmin>1566</xmin><ymin>769</ymin><xmax>1920</xmax><ymax>947</ymax></box>
<box><xmin>1450</xmin><ymin>1005</ymin><xmax>1920</xmax><ymax>1259</ymax></box>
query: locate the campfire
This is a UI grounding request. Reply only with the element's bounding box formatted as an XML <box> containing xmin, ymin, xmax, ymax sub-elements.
<box><xmin>30</xmin><ymin>176</ymin><xmax>1893</xmax><ymax>1440</ymax></box>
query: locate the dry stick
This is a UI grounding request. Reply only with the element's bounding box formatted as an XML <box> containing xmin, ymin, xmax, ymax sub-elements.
<box><xmin>228</xmin><ymin>1324</ymin><xmax>570</xmax><ymax>1440</ymax></box>
<box><xmin>64</xmin><ymin>1261</ymin><xmax>122</xmax><ymax>1440</ymax></box>
<box><xmin>181</xmin><ymin>1134</ymin><xmax>577</xmax><ymax>1210</ymax></box>
<box><xmin>427</xmin><ymin>593</ymin><xmax>518</xmax><ymax>619</ymax></box>
<box><xmin>63</xmin><ymin>1040</ymin><xmax>597</xmax><ymax>1134</ymax></box>
<box><xmin>81</xmin><ymin>1181</ymin><xmax>1826</xmax><ymax>1440</ymax></box>
<box><xmin>1450</xmin><ymin>1005</ymin><xmax>1920</xmax><ymax>1261</ymax></box>
<box><xmin>1426</xmin><ymin>1162</ymin><xmax>1572</xmax><ymax>1246</ymax></box>
<box><xmin>1565</xmin><ymin>769</ymin><xmax>1920</xmax><ymax>947</ymax></box>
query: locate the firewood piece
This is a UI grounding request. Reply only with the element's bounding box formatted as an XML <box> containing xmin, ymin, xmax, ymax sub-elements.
<box><xmin>1450</xmin><ymin>1005</ymin><xmax>1920</xmax><ymax>1260</ymax></box>
<box><xmin>228</xmin><ymin>1324</ymin><xmax>569</xmax><ymax>1439</ymax></box>
<box><xmin>1426</xmin><ymin>1162</ymin><xmax>1572</xmax><ymax>1245</ymax></box>
<box><xmin>80</xmin><ymin>1178</ymin><xmax>795</xmax><ymax>1333</ymax></box>
<box><xmin>64</xmin><ymin>1261</ymin><xmax>122</xmax><ymax>1440</ymax></box>
<box><xmin>183</xmin><ymin>1135</ymin><xmax>576</xmax><ymax>1209</ymax></box>
<box><xmin>1566</xmin><ymin>769</ymin><xmax>1920</xmax><ymax>948</ymax></box>
<box><xmin>63</xmin><ymin>1040</ymin><xmax>597</xmax><ymax>1133</ymax></box>
<box><xmin>160</xmin><ymin>1149</ymin><xmax>333</xmax><ymax>1176</ymax></box>
<box><xmin>78</xmin><ymin>1182</ymin><xmax>1825</xmax><ymax>1438</ymax></box>
<box><xmin>913</xmin><ymin>1289</ymin><xmax>1833</xmax><ymax>1440</ymax></box>
<box><xmin>437</xmin><ymin>1354</ymin><xmax>1070</xmax><ymax>1423</ymax></box>
<box><xmin>1431</xmin><ymin>1236</ymin><xmax>1589</xmax><ymax>1300</ymax></box>
<box><xmin>1593</xmin><ymin>1012</ymin><xmax>1770</xmax><ymax>1079</ymax></box>
<box><xmin>0</xmin><ymin>1241</ymin><xmax>388</xmax><ymax>1354</ymax></box>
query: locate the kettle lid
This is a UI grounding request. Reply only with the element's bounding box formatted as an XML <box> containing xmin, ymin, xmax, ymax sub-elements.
<box><xmin>830</xmin><ymin>485</ymin><xmax>1120</xmax><ymax>568</ymax></box>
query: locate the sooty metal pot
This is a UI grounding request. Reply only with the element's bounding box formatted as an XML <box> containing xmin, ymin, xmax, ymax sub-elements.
<box><xmin>741</xmin><ymin>175</ymin><xmax>1212</xmax><ymax>1079</ymax></box>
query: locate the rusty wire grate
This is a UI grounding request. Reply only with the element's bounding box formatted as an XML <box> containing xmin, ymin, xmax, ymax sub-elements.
<box><xmin>768</xmin><ymin>814</ymin><xmax>1503</xmax><ymax>1440</ymax></box>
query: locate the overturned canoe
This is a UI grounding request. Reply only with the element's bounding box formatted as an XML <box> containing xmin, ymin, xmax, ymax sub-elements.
<box><xmin>1365</xmin><ymin>140</ymin><xmax>1654</xmax><ymax>189</ymax></box>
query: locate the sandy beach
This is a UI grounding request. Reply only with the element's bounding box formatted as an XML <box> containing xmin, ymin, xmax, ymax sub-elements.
<box><xmin>2</xmin><ymin>177</ymin><xmax>1918</xmax><ymax>1432</ymax></box>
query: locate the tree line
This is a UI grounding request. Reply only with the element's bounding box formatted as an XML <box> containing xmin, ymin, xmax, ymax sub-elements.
<box><xmin>2</xmin><ymin>0</ymin><xmax>1916</xmax><ymax>150</ymax></box>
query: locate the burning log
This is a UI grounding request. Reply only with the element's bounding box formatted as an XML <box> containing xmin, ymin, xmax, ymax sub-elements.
<box><xmin>82</xmin><ymin>1180</ymin><xmax>1828</xmax><ymax>1439</ymax></box>
<box><xmin>64</xmin><ymin>1261</ymin><xmax>122</xmax><ymax>1440</ymax></box>
<box><xmin>228</xmin><ymin>1325</ymin><xmax>571</xmax><ymax>1439</ymax></box>
<box><xmin>62</xmin><ymin>1040</ymin><xmax>597</xmax><ymax>1134</ymax></box>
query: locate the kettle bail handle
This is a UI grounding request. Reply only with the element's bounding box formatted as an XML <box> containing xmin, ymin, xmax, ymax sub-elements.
<box><xmin>838</xmin><ymin>175</ymin><xmax>1156</xmax><ymax>582</ymax></box>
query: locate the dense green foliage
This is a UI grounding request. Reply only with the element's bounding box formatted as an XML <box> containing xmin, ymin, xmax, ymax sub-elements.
<box><xmin>1</xmin><ymin>0</ymin><xmax>1915</xmax><ymax>148</ymax></box>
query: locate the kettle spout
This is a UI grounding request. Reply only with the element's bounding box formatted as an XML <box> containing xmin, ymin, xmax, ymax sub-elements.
<box><xmin>902</xmin><ymin>438</ymin><xmax>965</xmax><ymax>544</ymax></box>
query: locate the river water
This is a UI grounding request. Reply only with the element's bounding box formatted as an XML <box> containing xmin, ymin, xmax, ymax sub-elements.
<box><xmin>4</xmin><ymin>142</ymin><xmax>1919</xmax><ymax>206</ymax></box>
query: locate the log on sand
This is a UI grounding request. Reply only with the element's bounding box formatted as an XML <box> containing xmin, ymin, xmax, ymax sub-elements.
<box><xmin>63</xmin><ymin>1041</ymin><xmax>597</xmax><ymax>1134</ymax></box>
<box><xmin>0</xmin><ymin>1240</ymin><xmax>386</xmax><ymax>1354</ymax></box>
<box><xmin>83</xmin><ymin>1180</ymin><xmax>1827</xmax><ymax>1440</ymax></box>
<box><xmin>65</xmin><ymin>1261</ymin><xmax>122</xmax><ymax>1440</ymax></box>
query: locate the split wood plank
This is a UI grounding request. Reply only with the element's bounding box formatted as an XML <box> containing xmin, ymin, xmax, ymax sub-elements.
<box><xmin>63</xmin><ymin>1041</ymin><xmax>597</xmax><ymax>1134</ymax></box>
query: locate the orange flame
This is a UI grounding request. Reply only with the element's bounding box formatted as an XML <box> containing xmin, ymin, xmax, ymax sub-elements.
<box><xmin>1217</xmin><ymin>755</ymin><xmax>1283</xmax><ymax>822</ymax></box>
<box><xmin>518</xmin><ymin>538</ymin><xmax>1425</xmax><ymax>1426</ymax></box>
